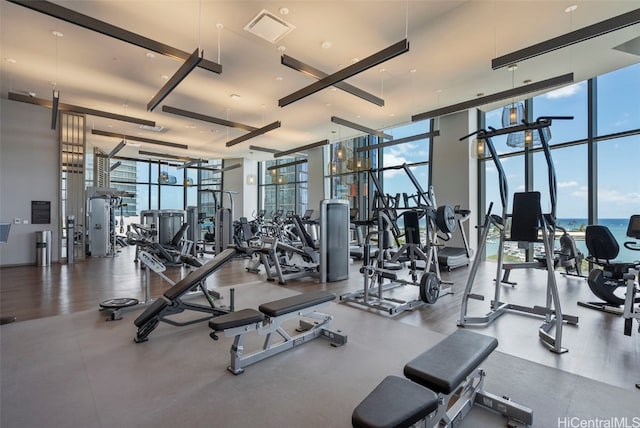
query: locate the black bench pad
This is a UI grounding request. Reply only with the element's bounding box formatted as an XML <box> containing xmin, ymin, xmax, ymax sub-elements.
<box><xmin>352</xmin><ymin>376</ymin><xmax>438</xmax><ymax>428</ymax></box>
<box><xmin>209</xmin><ymin>308</ymin><xmax>264</xmax><ymax>331</ymax></box>
<box><xmin>134</xmin><ymin>298</ymin><xmax>169</xmax><ymax>327</ymax></box>
<box><xmin>404</xmin><ymin>329</ymin><xmax>497</xmax><ymax>395</ymax></box>
<box><xmin>163</xmin><ymin>248</ymin><xmax>237</xmax><ymax>301</ymax></box>
<box><xmin>258</xmin><ymin>290</ymin><xmax>335</xmax><ymax>317</ymax></box>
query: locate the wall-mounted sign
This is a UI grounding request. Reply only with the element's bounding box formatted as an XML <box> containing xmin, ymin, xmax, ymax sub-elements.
<box><xmin>31</xmin><ymin>201</ymin><xmax>51</xmax><ymax>224</ymax></box>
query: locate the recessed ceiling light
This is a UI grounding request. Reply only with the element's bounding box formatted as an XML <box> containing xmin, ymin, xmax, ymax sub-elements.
<box><xmin>507</xmin><ymin>64</ymin><xmax>518</xmax><ymax>72</ymax></box>
<box><xmin>230</xmin><ymin>94</ymin><xmax>241</xmax><ymax>101</ymax></box>
<box><xmin>279</xmin><ymin>7</ymin><xmax>289</xmax><ymax>16</ymax></box>
<box><xmin>275</xmin><ymin>76</ymin><xmax>283</xmax><ymax>81</ymax></box>
<box><xmin>51</xmin><ymin>30</ymin><xmax>63</xmax><ymax>37</ymax></box>
<box><xmin>379</xmin><ymin>68</ymin><xmax>386</xmax><ymax>73</ymax></box>
<box><xmin>5</xmin><ymin>58</ymin><xmax>17</xmax><ymax>64</ymax></box>
<box><xmin>146</xmin><ymin>52</ymin><xmax>155</xmax><ymax>58</ymax></box>
<box><xmin>325</xmin><ymin>103</ymin><xmax>331</xmax><ymax>107</ymax></box>
<box><xmin>330</xmin><ymin>87</ymin><xmax>337</xmax><ymax>92</ymax></box>
<box><xmin>321</xmin><ymin>41</ymin><xmax>332</xmax><ymax>49</ymax></box>
<box><xmin>160</xmin><ymin>74</ymin><xmax>169</xmax><ymax>80</ymax></box>
<box><xmin>523</xmin><ymin>79</ymin><xmax>532</xmax><ymax>84</ymax></box>
<box><xmin>564</xmin><ymin>5</ymin><xmax>578</xmax><ymax>13</ymax></box>
<box><xmin>184</xmin><ymin>124</ymin><xmax>197</xmax><ymax>129</ymax></box>
<box><xmin>216</xmin><ymin>23</ymin><xmax>224</xmax><ymax>30</ymax></box>
<box><xmin>410</xmin><ymin>69</ymin><xmax>417</xmax><ymax>73</ymax></box>
<box><xmin>277</xmin><ymin>45</ymin><xmax>286</xmax><ymax>52</ymax></box>
<box><xmin>351</xmin><ymin>58</ymin><xmax>359</xmax><ymax>63</ymax></box>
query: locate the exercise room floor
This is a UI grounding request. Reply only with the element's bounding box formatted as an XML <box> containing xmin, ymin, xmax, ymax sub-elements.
<box><xmin>1</xmin><ymin>247</ymin><xmax>639</xmax><ymax>427</ymax></box>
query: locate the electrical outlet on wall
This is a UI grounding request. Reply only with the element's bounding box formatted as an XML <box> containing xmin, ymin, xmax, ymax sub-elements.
<box><xmin>23</xmin><ymin>220</ymin><xmax>29</xmax><ymax>224</ymax></box>
<box><xmin>13</xmin><ymin>218</ymin><xmax>20</xmax><ymax>224</ymax></box>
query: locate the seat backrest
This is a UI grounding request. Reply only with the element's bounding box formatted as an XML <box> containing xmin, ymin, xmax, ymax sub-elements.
<box><xmin>292</xmin><ymin>215</ymin><xmax>316</xmax><ymax>248</ymax></box>
<box><xmin>170</xmin><ymin>223</ymin><xmax>190</xmax><ymax>246</ymax></box>
<box><xmin>585</xmin><ymin>225</ymin><xmax>619</xmax><ymax>262</ymax></box>
<box><xmin>626</xmin><ymin>215</ymin><xmax>640</xmax><ymax>239</ymax></box>
<box><xmin>509</xmin><ymin>192</ymin><xmax>541</xmax><ymax>242</ymax></box>
<box><xmin>402</xmin><ymin>210</ymin><xmax>421</xmax><ymax>245</ymax></box>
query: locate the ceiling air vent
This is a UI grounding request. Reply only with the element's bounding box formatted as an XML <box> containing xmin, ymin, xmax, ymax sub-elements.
<box><xmin>244</xmin><ymin>9</ymin><xmax>295</xmax><ymax>44</ymax></box>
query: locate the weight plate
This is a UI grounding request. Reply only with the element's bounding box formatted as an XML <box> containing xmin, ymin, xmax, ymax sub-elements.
<box><xmin>436</xmin><ymin>205</ymin><xmax>457</xmax><ymax>234</ymax></box>
<box><xmin>419</xmin><ymin>272</ymin><xmax>440</xmax><ymax>304</ymax></box>
<box><xmin>99</xmin><ymin>297</ymin><xmax>139</xmax><ymax>309</ymax></box>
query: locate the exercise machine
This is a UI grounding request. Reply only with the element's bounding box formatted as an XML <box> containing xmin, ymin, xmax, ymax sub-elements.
<box><xmin>579</xmin><ymin>215</ymin><xmax>640</xmax><ymax>320</ymax></box>
<box><xmin>133</xmin><ymin>248</ymin><xmax>238</xmax><ymax>342</ymax></box>
<box><xmin>458</xmin><ymin>117</ymin><xmax>578</xmax><ymax>354</ymax></box>
<box><xmin>438</xmin><ymin>205</ymin><xmax>473</xmax><ymax>271</ymax></box>
<box><xmin>352</xmin><ymin>329</ymin><xmax>532</xmax><ymax>428</ymax></box>
<box><xmin>209</xmin><ymin>290</ymin><xmax>347</xmax><ymax>374</ymax></box>
<box><xmin>580</xmin><ymin>215</ymin><xmax>640</xmax><ymax>389</ymax></box>
<box><xmin>341</xmin><ymin>164</ymin><xmax>454</xmax><ymax>316</ymax></box>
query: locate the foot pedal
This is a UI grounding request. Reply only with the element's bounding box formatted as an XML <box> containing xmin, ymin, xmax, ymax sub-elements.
<box><xmin>468</xmin><ymin>293</ymin><xmax>485</xmax><ymax>301</ymax></box>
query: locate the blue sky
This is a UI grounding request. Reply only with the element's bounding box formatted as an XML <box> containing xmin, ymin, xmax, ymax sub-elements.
<box><xmin>384</xmin><ymin>62</ymin><xmax>639</xmax><ymax>220</ymax></box>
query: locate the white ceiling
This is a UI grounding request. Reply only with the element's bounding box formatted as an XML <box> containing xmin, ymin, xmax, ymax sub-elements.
<box><xmin>1</xmin><ymin>0</ymin><xmax>639</xmax><ymax>162</ymax></box>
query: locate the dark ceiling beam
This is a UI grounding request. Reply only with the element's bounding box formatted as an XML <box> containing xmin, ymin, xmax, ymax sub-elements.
<box><xmin>217</xmin><ymin>163</ymin><xmax>242</xmax><ymax>172</ymax></box>
<box><xmin>249</xmin><ymin>145</ymin><xmax>308</xmax><ymax>157</ymax></box>
<box><xmin>356</xmin><ymin>130</ymin><xmax>440</xmax><ymax>153</ymax></box>
<box><xmin>163</xmin><ymin>105</ymin><xmax>257</xmax><ymax>132</ymax></box>
<box><xmin>267</xmin><ymin>159</ymin><xmax>308</xmax><ymax>170</ymax></box>
<box><xmin>273</xmin><ymin>139</ymin><xmax>329</xmax><ymax>158</ymax></box>
<box><xmin>492</xmin><ymin>9</ymin><xmax>640</xmax><ymax>69</ymax></box>
<box><xmin>9</xmin><ymin>92</ymin><xmax>155</xmax><ymax>126</ymax></box>
<box><xmin>6</xmin><ymin>0</ymin><xmax>222</xmax><ymax>74</ymax></box>
<box><xmin>147</xmin><ymin>48</ymin><xmax>202</xmax><ymax>111</ymax></box>
<box><xmin>279</xmin><ymin>39</ymin><xmax>409</xmax><ymax>107</ymax></box>
<box><xmin>91</xmin><ymin>129</ymin><xmax>188</xmax><ymax>149</ymax></box>
<box><xmin>281</xmin><ymin>54</ymin><xmax>384</xmax><ymax>107</ymax></box>
<box><xmin>411</xmin><ymin>73</ymin><xmax>574</xmax><ymax>122</ymax></box>
<box><xmin>138</xmin><ymin>150</ymin><xmax>195</xmax><ymax>161</ymax></box>
<box><xmin>225</xmin><ymin>121</ymin><xmax>281</xmax><ymax>147</ymax></box>
<box><xmin>331</xmin><ymin>116</ymin><xmax>393</xmax><ymax>140</ymax></box>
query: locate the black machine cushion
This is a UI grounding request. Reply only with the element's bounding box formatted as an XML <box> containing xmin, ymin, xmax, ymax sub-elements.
<box><xmin>352</xmin><ymin>376</ymin><xmax>438</xmax><ymax>428</ymax></box>
<box><xmin>163</xmin><ymin>248</ymin><xmax>237</xmax><ymax>301</ymax></box>
<box><xmin>258</xmin><ymin>290</ymin><xmax>335</xmax><ymax>318</ymax></box>
<box><xmin>509</xmin><ymin>192</ymin><xmax>541</xmax><ymax>242</ymax></box>
<box><xmin>404</xmin><ymin>329</ymin><xmax>497</xmax><ymax>395</ymax></box>
<box><xmin>134</xmin><ymin>298</ymin><xmax>169</xmax><ymax>327</ymax></box>
<box><xmin>209</xmin><ymin>308</ymin><xmax>264</xmax><ymax>331</ymax></box>
<box><xmin>585</xmin><ymin>225</ymin><xmax>619</xmax><ymax>262</ymax></box>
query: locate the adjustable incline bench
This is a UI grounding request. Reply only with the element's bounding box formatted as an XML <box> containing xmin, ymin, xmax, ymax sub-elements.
<box><xmin>209</xmin><ymin>290</ymin><xmax>347</xmax><ymax>374</ymax></box>
<box><xmin>352</xmin><ymin>329</ymin><xmax>532</xmax><ymax>428</ymax></box>
<box><xmin>133</xmin><ymin>248</ymin><xmax>238</xmax><ymax>343</ymax></box>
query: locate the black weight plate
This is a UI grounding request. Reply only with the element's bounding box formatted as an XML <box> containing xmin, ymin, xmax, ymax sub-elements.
<box><xmin>100</xmin><ymin>297</ymin><xmax>139</xmax><ymax>309</ymax></box>
<box><xmin>436</xmin><ymin>205</ymin><xmax>457</xmax><ymax>234</ymax></box>
<box><xmin>419</xmin><ymin>272</ymin><xmax>440</xmax><ymax>304</ymax></box>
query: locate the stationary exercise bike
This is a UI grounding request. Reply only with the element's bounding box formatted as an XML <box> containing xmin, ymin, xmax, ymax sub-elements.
<box><xmin>580</xmin><ymin>215</ymin><xmax>640</xmax><ymax>390</ymax></box>
<box><xmin>579</xmin><ymin>215</ymin><xmax>640</xmax><ymax>316</ymax></box>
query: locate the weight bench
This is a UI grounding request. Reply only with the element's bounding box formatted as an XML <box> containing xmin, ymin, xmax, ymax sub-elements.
<box><xmin>209</xmin><ymin>290</ymin><xmax>347</xmax><ymax>374</ymax></box>
<box><xmin>133</xmin><ymin>248</ymin><xmax>238</xmax><ymax>343</ymax></box>
<box><xmin>352</xmin><ymin>329</ymin><xmax>532</xmax><ymax>428</ymax></box>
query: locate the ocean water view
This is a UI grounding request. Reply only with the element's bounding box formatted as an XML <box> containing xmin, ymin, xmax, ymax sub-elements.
<box><xmin>485</xmin><ymin>218</ymin><xmax>640</xmax><ymax>262</ymax></box>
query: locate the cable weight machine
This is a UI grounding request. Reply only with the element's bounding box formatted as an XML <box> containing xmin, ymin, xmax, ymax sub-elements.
<box><xmin>458</xmin><ymin>116</ymin><xmax>579</xmax><ymax>354</ymax></box>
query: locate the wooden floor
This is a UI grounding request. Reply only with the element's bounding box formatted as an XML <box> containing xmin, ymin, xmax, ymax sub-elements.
<box><xmin>1</xmin><ymin>245</ymin><xmax>639</xmax><ymax>391</ymax></box>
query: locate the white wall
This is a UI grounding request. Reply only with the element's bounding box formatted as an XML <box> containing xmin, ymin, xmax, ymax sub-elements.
<box><xmin>221</xmin><ymin>158</ymin><xmax>258</xmax><ymax>219</ymax></box>
<box><xmin>431</xmin><ymin>110</ymin><xmax>478</xmax><ymax>252</ymax></box>
<box><xmin>306</xmin><ymin>146</ymin><xmax>325</xmax><ymax>214</ymax></box>
<box><xmin>0</xmin><ymin>99</ymin><xmax>60</xmax><ymax>266</ymax></box>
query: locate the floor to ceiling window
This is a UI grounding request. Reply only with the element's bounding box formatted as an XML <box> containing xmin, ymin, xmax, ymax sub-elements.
<box><xmin>259</xmin><ymin>157</ymin><xmax>308</xmax><ymax>218</ymax></box>
<box><xmin>479</xmin><ymin>62</ymin><xmax>640</xmax><ymax>261</ymax></box>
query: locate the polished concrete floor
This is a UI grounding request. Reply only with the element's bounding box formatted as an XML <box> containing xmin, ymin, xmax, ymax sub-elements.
<box><xmin>1</xmin><ymin>245</ymin><xmax>639</xmax><ymax>394</ymax></box>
